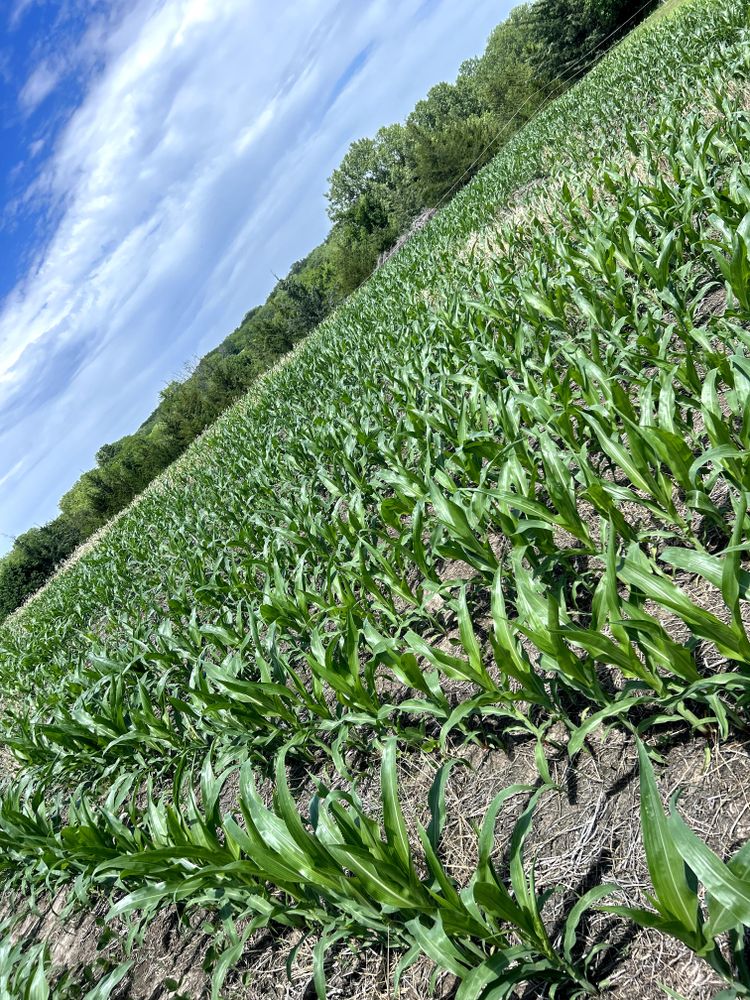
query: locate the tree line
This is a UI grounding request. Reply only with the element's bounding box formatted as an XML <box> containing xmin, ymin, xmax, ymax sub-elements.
<box><xmin>0</xmin><ymin>0</ymin><xmax>656</xmax><ymax>620</ymax></box>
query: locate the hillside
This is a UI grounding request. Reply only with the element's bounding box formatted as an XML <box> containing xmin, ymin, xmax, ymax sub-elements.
<box><xmin>0</xmin><ymin>0</ymin><xmax>649</xmax><ymax>622</ymax></box>
<box><xmin>1</xmin><ymin>0</ymin><xmax>749</xmax><ymax>997</ymax></box>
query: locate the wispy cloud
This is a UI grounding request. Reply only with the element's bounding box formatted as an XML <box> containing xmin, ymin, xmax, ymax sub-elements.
<box><xmin>9</xmin><ymin>0</ymin><xmax>37</xmax><ymax>30</ymax></box>
<box><xmin>19</xmin><ymin>59</ymin><xmax>62</xmax><ymax>113</ymax></box>
<box><xmin>0</xmin><ymin>458</ymin><xmax>26</xmax><ymax>493</ymax></box>
<box><xmin>0</xmin><ymin>0</ymin><xmax>506</xmax><ymax>549</ymax></box>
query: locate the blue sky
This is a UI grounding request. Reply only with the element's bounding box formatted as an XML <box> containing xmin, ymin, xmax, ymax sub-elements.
<box><xmin>0</xmin><ymin>0</ymin><xmax>508</xmax><ymax>554</ymax></box>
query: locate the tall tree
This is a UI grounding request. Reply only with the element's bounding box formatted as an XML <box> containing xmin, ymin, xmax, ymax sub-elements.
<box><xmin>527</xmin><ymin>0</ymin><xmax>658</xmax><ymax>81</ymax></box>
<box><xmin>471</xmin><ymin>4</ymin><xmax>548</xmax><ymax>125</ymax></box>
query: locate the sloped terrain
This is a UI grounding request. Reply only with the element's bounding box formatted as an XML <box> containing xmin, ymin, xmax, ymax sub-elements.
<box><xmin>1</xmin><ymin>1</ymin><xmax>749</xmax><ymax>997</ymax></box>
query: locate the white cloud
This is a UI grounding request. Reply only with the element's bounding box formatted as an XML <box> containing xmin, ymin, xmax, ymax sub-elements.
<box><xmin>9</xmin><ymin>0</ymin><xmax>37</xmax><ymax>29</ymax></box>
<box><xmin>19</xmin><ymin>60</ymin><xmax>63</xmax><ymax>113</ymax></box>
<box><xmin>0</xmin><ymin>0</ymin><xmax>507</xmax><ymax>549</ymax></box>
<box><xmin>0</xmin><ymin>458</ymin><xmax>26</xmax><ymax>493</ymax></box>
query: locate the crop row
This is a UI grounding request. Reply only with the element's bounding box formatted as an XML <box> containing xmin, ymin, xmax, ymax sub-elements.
<box><xmin>0</xmin><ymin>0</ymin><xmax>749</xmax><ymax>996</ymax></box>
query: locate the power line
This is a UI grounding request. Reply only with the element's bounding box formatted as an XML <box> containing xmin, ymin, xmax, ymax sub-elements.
<box><xmin>427</xmin><ymin>0</ymin><xmax>661</xmax><ymax>216</ymax></box>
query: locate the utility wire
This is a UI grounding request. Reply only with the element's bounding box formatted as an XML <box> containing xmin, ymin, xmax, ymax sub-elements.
<box><xmin>427</xmin><ymin>0</ymin><xmax>661</xmax><ymax>216</ymax></box>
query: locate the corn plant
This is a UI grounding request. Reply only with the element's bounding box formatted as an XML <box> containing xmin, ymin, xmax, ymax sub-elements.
<box><xmin>0</xmin><ymin>0</ymin><xmax>748</xmax><ymax>994</ymax></box>
<box><xmin>0</xmin><ymin>923</ymin><xmax>131</xmax><ymax>1000</ymax></box>
<box><xmin>601</xmin><ymin>740</ymin><xmax>750</xmax><ymax>998</ymax></box>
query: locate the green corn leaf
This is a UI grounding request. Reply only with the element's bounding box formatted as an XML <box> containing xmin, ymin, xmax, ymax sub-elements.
<box><xmin>534</xmin><ymin>738</ymin><xmax>556</xmax><ymax>788</ymax></box>
<box><xmin>668</xmin><ymin>807</ymin><xmax>750</xmax><ymax>931</ymax></box>
<box><xmin>659</xmin><ymin>987</ymin><xmax>693</xmax><ymax>1000</ymax></box>
<box><xmin>556</xmin><ymin>625</ymin><xmax>659</xmax><ymax>685</ymax></box>
<box><xmin>211</xmin><ymin>930</ymin><xmax>252</xmax><ymax>1000</ymax></box>
<box><xmin>476</xmin><ymin>784</ymin><xmax>534</xmax><ymax>883</ymax></box>
<box><xmin>326</xmin><ymin>845</ymin><xmax>421</xmax><ymax>909</ymax></box>
<box><xmin>473</xmin><ymin>879</ymin><xmax>532</xmax><ymax>932</ymax></box>
<box><xmin>619</xmin><ymin>546</ymin><xmax>746</xmax><ymax>662</ymax></box>
<box><xmin>707</xmin><ymin>841</ymin><xmax>750</xmax><ymax>936</ymax></box>
<box><xmin>457</xmin><ymin>587</ymin><xmax>488</xmax><ymax>683</ymax></box>
<box><xmin>582</xmin><ymin>412</ymin><xmax>656</xmax><ymax>497</ymax></box>
<box><xmin>107</xmin><ymin>882</ymin><xmax>171</xmax><ymax>920</ymax></box>
<box><xmin>508</xmin><ymin>787</ymin><xmax>550</xmax><ymax>938</ymax></box>
<box><xmin>239</xmin><ymin>763</ymin><xmax>314</xmax><ymax>877</ymax></box>
<box><xmin>438</xmin><ymin>694</ymin><xmax>523</xmax><ymax>751</ymax></box>
<box><xmin>562</xmin><ymin>883</ymin><xmax>619</xmax><ymax>964</ymax></box>
<box><xmin>393</xmin><ymin>944</ymin><xmax>421</xmax><ymax>996</ymax></box>
<box><xmin>636</xmin><ymin>739</ymin><xmax>700</xmax><ymax>935</ymax></box>
<box><xmin>273</xmin><ymin>749</ymin><xmax>334</xmax><ymax>876</ymax></box>
<box><xmin>381</xmin><ymin>738</ymin><xmax>412</xmax><ymax>873</ymax></box>
<box><xmin>84</xmin><ymin>961</ymin><xmax>133</xmax><ymax>1000</ymax></box>
<box><xmin>25</xmin><ymin>952</ymin><xmax>49</xmax><ymax>1000</ymax></box>
<box><xmin>490</xmin><ymin>568</ymin><xmax>547</xmax><ymax>702</ymax></box>
<box><xmin>688</xmin><ymin>444</ymin><xmax>742</xmax><ymax>483</ymax></box>
<box><xmin>721</xmin><ymin>493</ymin><xmax>748</xmax><ymax>637</ymax></box>
<box><xmin>426</xmin><ymin>758</ymin><xmax>461</xmax><ymax>853</ymax></box>
<box><xmin>568</xmin><ymin>697</ymin><xmax>648</xmax><ymax>757</ymax></box>
<box><xmin>405</xmin><ymin>631</ymin><xmax>493</xmax><ymax>691</ymax></box>
<box><xmin>428</xmin><ymin>483</ymin><xmax>497</xmax><ymax>572</ymax></box>
<box><xmin>521</xmin><ymin>289</ymin><xmax>558</xmax><ymax>321</ymax></box>
<box><xmin>405</xmin><ymin>914</ymin><xmax>472</xmax><ymax>978</ymax></box>
<box><xmin>416</xmin><ymin>819</ymin><xmax>464</xmax><ymax>910</ymax></box>
<box><xmin>454</xmin><ymin>945</ymin><xmax>559</xmax><ymax>999</ymax></box>
<box><xmin>661</xmin><ymin>547</ymin><xmax>750</xmax><ymax>601</ymax></box>
<box><xmin>312</xmin><ymin>926</ymin><xmax>351</xmax><ymax>1000</ymax></box>
<box><xmin>598</xmin><ymin>904</ymin><xmax>696</xmax><ymax>942</ymax></box>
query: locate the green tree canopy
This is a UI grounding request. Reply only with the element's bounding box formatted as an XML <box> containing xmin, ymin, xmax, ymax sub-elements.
<box><xmin>527</xmin><ymin>0</ymin><xmax>658</xmax><ymax>81</ymax></box>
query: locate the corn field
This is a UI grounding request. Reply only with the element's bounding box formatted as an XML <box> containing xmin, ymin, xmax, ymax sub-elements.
<box><xmin>1</xmin><ymin>0</ymin><xmax>749</xmax><ymax>996</ymax></box>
